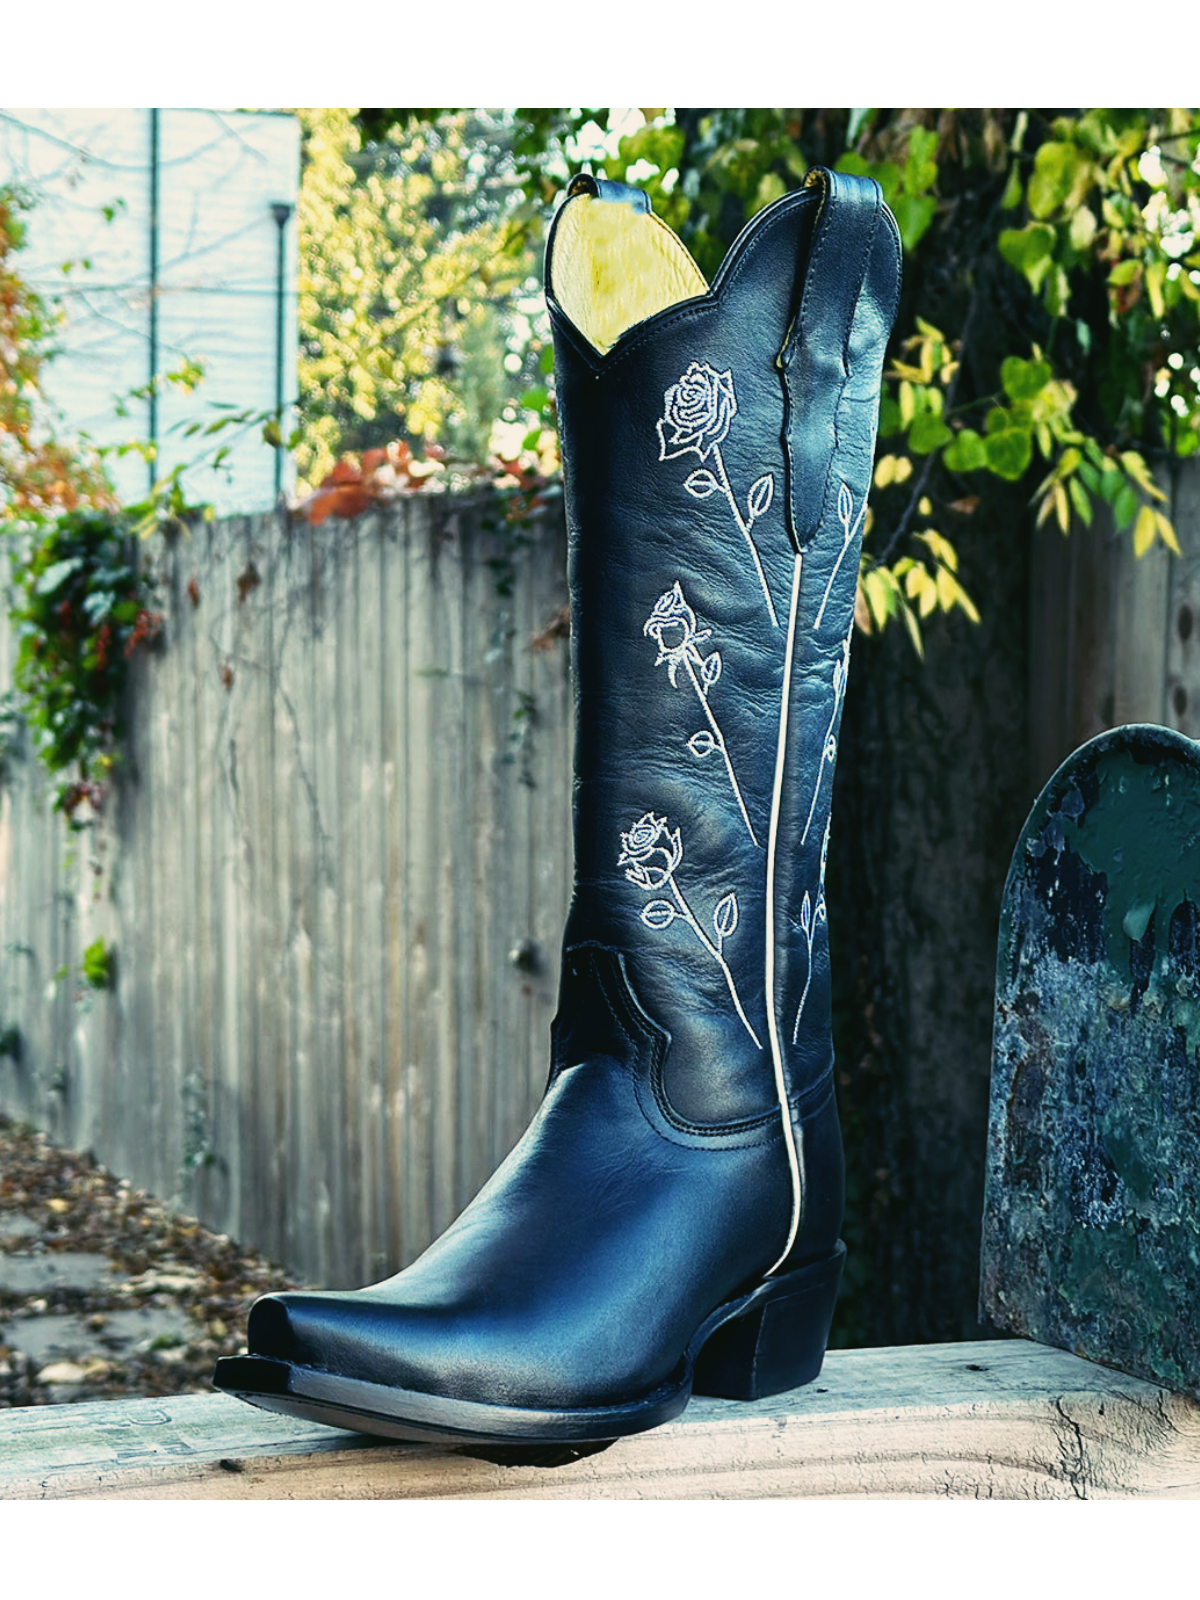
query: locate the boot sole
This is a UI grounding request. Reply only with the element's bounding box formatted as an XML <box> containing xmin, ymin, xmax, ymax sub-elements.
<box><xmin>212</xmin><ymin>1242</ymin><xmax>845</xmax><ymax>1447</ymax></box>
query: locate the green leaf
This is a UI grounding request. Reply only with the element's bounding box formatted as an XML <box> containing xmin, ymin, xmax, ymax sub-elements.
<box><xmin>1068</xmin><ymin>476</ymin><xmax>1093</xmax><ymax>526</ymax></box>
<box><xmin>1112</xmin><ymin>482</ymin><xmax>1139</xmax><ymax>530</ymax></box>
<box><xmin>891</xmin><ymin>194</ymin><xmax>937</xmax><ymax>254</ymax></box>
<box><xmin>998</xmin><ymin>223</ymin><xmax>1056</xmax><ymax>288</ymax></box>
<box><xmin>942</xmin><ymin>429</ymin><xmax>987</xmax><ymax>473</ymax></box>
<box><xmin>1044</xmin><ymin>265</ymin><xmax>1071</xmax><ymax>318</ymax></box>
<box><xmin>1146</xmin><ymin>258</ymin><xmax>1167</xmax><ymax>319</ymax></box>
<box><xmin>986</xmin><ymin>406</ymin><xmax>1013</xmax><ymax>435</ymax></box>
<box><xmin>81</xmin><ymin>591</ymin><xmax>116</xmax><ymax>624</ymax></box>
<box><xmin>1000</xmin><ymin>356</ymin><xmax>1053</xmax><ymax>402</ymax></box>
<box><xmin>877</xmin><ymin>396</ymin><xmax>903</xmax><ymax>437</ymax></box>
<box><xmin>1068</xmin><ymin>206</ymin><xmax>1097</xmax><ymax>253</ymax></box>
<box><xmin>863</xmin><ymin>567</ymin><xmax>897</xmax><ymax>630</ymax></box>
<box><xmin>1027</xmin><ymin>141</ymin><xmax>1081</xmax><ymax>219</ymax></box>
<box><xmin>900</xmin><ymin>597</ymin><xmax>924</xmax><ymax>659</ymax></box>
<box><xmin>903</xmin><ymin>127</ymin><xmax>939</xmax><ymax>195</ymax></box>
<box><xmin>34</xmin><ymin>558</ymin><xmax>84</xmax><ymax>596</ymax></box>
<box><xmin>1077</xmin><ymin>459</ymin><xmax>1101</xmax><ymax>494</ymax></box>
<box><xmin>82</xmin><ymin>937</ymin><xmax>113</xmax><ymax>990</ymax></box>
<box><xmin>835</xmin><ymin>151</ymin><xmax>871</xmax><ymax>178</ymax></box>
<box><xmin>1107</xmin><ymin>258</ymin><xmax>1142</xmax><ymax>286</ymax></box>
<box><xmin>984</xmin><ymin>428</ymin><xmax>1033</xmax><ymax>481</ymax></box>
<box><xmin>751</xmin><ymin>171</ymin><xmax>787</xmax><ymax>215</ymax></box>
<box><xmin>908</xmin><ymin>412</ymin><xmax>952</xmax><ymax>455</ymax></box>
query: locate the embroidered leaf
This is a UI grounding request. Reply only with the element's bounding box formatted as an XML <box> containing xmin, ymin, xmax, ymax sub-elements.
<box><xmin>801</xmin><ymin>891</ymin><xmax>812</xmax><ymax>936</ymax></box>
<box><xmin>824</xmin><ymin>733</ymin><xmax>838</xmax><ymax>762</ymax></box>
<box><xmin>687</xmin><ymin>730</ymin><xmax>717</xmax><ymax>759</ymax></box>
<box><xmin>837</xmin><ymin>481</ymin><xmax>854</xmax><ymax>526</ymax></box>
<box><xmin>684</xmin><ymin>468</ymin><xmax>720</xmax><ymax>499</ymax></box>
<box><xmin>747</xmin><ymin>473</ymin><xmax>774</xmax><ymax>521</ymax></box>
<box><xmin>713</xmin><ymin>892</ymin><xmax>739</xmax><ymax>942</ymax></box>
<box><xmin>641</xmin><ymin>900</ymin><xmax>677</xmax><ymax>931</ymax></box>
<box><xmin>700</xmin><ymin>651</ymin><xmax>722</xmax><ymax>688</ymax></box>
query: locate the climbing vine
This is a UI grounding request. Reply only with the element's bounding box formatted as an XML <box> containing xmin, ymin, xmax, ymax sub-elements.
<box><xmin>6</xmin><ymin>508</ymin><xmax>162</xmax><ymax>823</ymax></box>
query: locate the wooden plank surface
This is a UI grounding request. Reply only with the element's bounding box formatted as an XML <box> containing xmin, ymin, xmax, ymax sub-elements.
<box><xmin>2</xmin><ymin>1341</ymin><xmax>1198</xmax><ymax>1500</ymax></box>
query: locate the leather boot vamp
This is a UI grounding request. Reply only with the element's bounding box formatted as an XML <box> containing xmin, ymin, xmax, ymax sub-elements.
<box><xmin>250</xmin><ymin>1051</ymin><xmax>792</xmax><ymax>1408</ymax></box>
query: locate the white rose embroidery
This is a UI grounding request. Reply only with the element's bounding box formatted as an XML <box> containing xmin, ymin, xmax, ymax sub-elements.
<box><xmin>656</xmin><ymin>362</ymin><xmax>738</xmax><ymax>463</ymax></box>
<box><xmin>656</xmin><ymin>361</ymin><xmax>778</xmax><ymax>626</ymax></box>
<box><xmin>643</xmin><ymin>582</ymin><xmax>760</xmax><ymax>848</ymax></box>
<box><xmin>619</xmin><ymin>811</ymin><xmax>761</xmax><ymax>1048</ymax></box>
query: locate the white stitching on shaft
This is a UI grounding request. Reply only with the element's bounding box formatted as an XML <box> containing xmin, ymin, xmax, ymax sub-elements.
<box><xmin>764</xmin><ymin>551</ymin><xmax>805</xmax><ymax>1277</ymax></box>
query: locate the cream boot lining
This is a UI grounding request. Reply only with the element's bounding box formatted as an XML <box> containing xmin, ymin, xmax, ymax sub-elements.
<box><xmin>550</xmin><ymin>196</ymin><xmax>708</xmax><ymax>355</ymax></box>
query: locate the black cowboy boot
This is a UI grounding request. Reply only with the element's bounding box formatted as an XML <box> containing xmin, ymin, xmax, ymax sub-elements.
<box><xmin>213</xmin><ymin>167</ymin><xmax>900</xmax><ymax>1446</ymax></box>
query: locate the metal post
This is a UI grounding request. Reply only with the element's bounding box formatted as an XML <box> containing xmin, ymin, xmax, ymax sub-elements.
<box><xmin>270</xmin><ymin>202</ymin><xmax>292</xmax><ymax>504</ymax></box>
<box><xmin>148</xmin><ymin>108</ymin><xmax>160</xmax><ymax>494</ymax></box>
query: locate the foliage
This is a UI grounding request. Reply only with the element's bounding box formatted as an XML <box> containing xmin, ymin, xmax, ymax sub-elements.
<box><xmin>1</xmin><ymin>183</ymin><xmax>261</xmax><ymax>827</ymax></box>
<box><xmin>5</xmin><ymin>508</ymin><xmax>162</xmax><ymax>823</ymax></box>
<box><xmin>294</xmin><ymin>110</ymin><xmax>547</xmax><ymax>490</ymax></box>
<box><xmin>82</xmin><ymin>937</ymin><xmax>114</xmax><ymax>990</ymax></box>
<box><xmin>0</xmin><ymin>185</ymin><xmax>114</xmax><ymax>520</ymax></box>
<box><xmin>382</xmin><ymin>107</ymin><xmax>1200</xmax><ymax>651</ymax></box>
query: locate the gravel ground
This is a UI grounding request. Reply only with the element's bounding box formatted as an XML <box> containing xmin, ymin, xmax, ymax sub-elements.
<box><xmin>0</xmin><ymin>1112</ymin><xmax>301</xmax><ymax>1410</ymax></box>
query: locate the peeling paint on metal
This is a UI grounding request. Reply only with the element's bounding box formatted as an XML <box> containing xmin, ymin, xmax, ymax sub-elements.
<box><xmin>982</xmin><ymin>724</ymin><xmax>1200</xmax><ymax>1401</ymax></box>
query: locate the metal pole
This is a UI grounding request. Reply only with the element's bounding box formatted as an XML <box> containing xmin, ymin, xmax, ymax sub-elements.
<box><xmin>148</xmin><ymin>108</ymin><xmax>160</xmax><ymax>494</ymax></box>
<box><xmin>270</xmin><ymin>202</ymin><xmax>292</xmax><ymax>503</ymax></box>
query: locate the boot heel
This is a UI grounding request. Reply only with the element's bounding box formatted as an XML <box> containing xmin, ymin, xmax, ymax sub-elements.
<box><xmin>692</xmin><ymin>1242</ymin><xmax>845</xmax><ymax>1401</ymax></box>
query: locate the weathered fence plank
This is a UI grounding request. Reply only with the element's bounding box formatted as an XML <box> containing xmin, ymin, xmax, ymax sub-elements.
<box><xmin>0</xmin><ymin>498</ymin><xmax>570</xmax><ymax>1289</ymax></box>
<box><xmin>1029</xmin><ymin>461</ymin><xmax>1200</xmax><ymax>789</ymax></box>
<box><xmin>3</xmin><ymin>1341</ymin><xmax>1198</xmax><ymax>1499</ymax></box>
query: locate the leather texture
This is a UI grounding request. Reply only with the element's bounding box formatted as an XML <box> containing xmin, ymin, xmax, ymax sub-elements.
<box><xmin>231</xmin><ymin>168</ymin><xmax>901</xmax><ymax>1419</ymax></box>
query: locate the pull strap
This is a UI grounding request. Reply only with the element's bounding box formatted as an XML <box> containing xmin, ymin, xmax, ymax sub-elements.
<box><xmin>567</xmin><ymin>172</ymin><xmax>651</xmax><ymax>212</ymax></box>
<box><xmin>781</xmin><ymin>167</ymin><xmax>884</xmax><ymax>550</ymax></box>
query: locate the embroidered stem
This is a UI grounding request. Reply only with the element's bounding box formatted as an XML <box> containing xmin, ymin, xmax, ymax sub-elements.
<box><xmin>711</xmin><ymin>444</ymin><xmax>779</xmax><ymax>627</ymax></box>
<box><xmin>791</xmin><ymin>899</ymin><xmax>823</xmax><ymax>1045</ymax></box>
<box><xmin>800</xmin><ymin>619</ymin><xmax>854</xmax><ymax>849</ymax></box>
<box><xmin>683</xmin><ymin>656</ymin><xmax>760</xmax><ymax>848</ymax></box>
<box><xmin>800</xmin><ymin>698</ymin><xmax>841</xmax><ymax>849</ymax></box>
<box><xmin>813</xmin><ymin>483</ymin><xmax>867</xmax><ymax>632</ymax></box>
<box><xmin>667</xmin><ymin>877</ymin><xmax>762</xmax><ymax>1049</ymax></box>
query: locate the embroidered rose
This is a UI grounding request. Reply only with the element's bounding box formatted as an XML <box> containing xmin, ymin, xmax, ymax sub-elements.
<box><xmin>656</xmin><ymin>362</ymin><xmax>737</xmax><ymax>462</ymax></box>
<box><xmin>618</xmin><ymin>809</ymin><xmax>761</xmax><ymax>1048</ymax></box>
<box><xmin>654</xmin><ymin>359</ymin><xmax>777</xmax><ymax>625</ymax></box>
<box><xmin>643</xmin><ymin>582</ymin><xmax>714</xmax><ymax>687</ymax></box>
<box><xmin>618</xmin><ymin>812</ymin><xmax>683</xmax><ymax>891</ymax></box>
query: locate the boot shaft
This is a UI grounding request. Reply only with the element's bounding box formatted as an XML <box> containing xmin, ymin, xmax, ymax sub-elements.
<box><xmin>545</xmin><ymin>171</ymin><xmax>900</xmax><ymax>1162</ymax></box>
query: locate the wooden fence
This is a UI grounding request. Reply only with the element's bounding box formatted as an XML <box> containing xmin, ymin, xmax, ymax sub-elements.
<box><xmin>0</xmin><ymin>495</ymin><xmax>572</xmax><ymax>1288</ymax></box>
<box><xmin>1029</xmin><ymin>459</ymin><xmax>1200</xmax><ymax>789</ymax></box>
<box><xmin>3</xmin><ymin>459</ymin><xmax>1199</xmax><ymax>1301</ymax></box>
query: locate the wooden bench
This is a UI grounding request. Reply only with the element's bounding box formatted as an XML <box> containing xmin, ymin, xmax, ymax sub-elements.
<box><xmin>3</xmin><ymin>1339</ymin><xmax>1198</xmax><ymax>1499</ymax></box>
